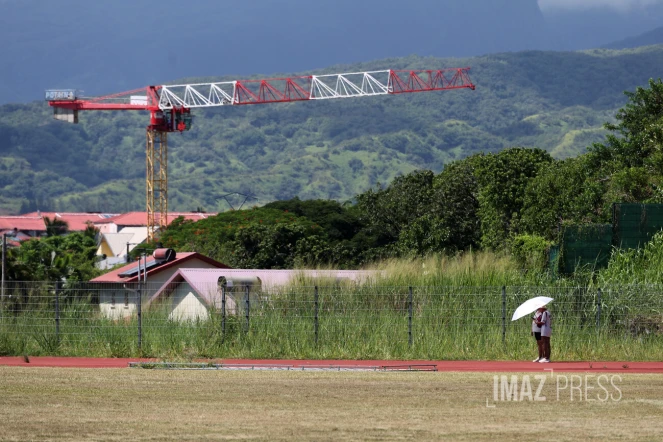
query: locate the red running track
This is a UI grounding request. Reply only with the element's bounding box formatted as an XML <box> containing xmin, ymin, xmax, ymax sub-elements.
<box><xmin>1</xmin><ymin>357</ymin><xmax>663</xmax><ymax>373</ymax></box>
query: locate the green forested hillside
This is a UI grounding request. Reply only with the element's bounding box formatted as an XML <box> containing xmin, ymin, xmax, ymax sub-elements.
<box><xmin>2</xmin><ymin>46</ymin><xmax>663</xmax><ymax>214</ymax></box>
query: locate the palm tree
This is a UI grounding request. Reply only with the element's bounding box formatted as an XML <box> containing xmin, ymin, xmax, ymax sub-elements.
<box><xmin>44</xmin><ymin>217</ymin><xmax>68</xmax><ymax>237</ymax></box>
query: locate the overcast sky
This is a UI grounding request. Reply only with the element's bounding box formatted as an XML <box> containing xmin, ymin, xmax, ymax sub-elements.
<box><xmin>539</xmin><ymin>0</ymin><xmax>663</xmax><ymax>11</ymax></box>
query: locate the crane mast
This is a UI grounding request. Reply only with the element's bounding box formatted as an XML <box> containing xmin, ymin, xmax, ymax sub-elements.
<box><xmin>47</xmin><ymin>68</ymin><xmax>475</xmax><ymax>241</ymax></box>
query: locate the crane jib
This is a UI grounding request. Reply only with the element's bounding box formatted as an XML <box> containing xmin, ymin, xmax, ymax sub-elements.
<box><xmin>45</xmin><ymin>67</ymin><xmax>474</xmax><ymax>241</ymax></box>
<box><xmin>47</xmin><ymin>68</ymin><xmax>474</xmax><ymax>114</ymax></box>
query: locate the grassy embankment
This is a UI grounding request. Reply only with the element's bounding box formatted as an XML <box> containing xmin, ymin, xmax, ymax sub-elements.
<box><xmin>1</xmin><ymin>250</ymin><xmax>662</xmax><ymax>361</ymax></box>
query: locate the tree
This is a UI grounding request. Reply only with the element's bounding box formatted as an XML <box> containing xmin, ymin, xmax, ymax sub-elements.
<box><xmin>588</xmin><ymin>78</ymin><xmax>663</xmax><ymax>173</ymax></box>
<box><xmin>430</xmin><ymin>157</ymin><xmax>482</xmax><ymax>251</ymax></box>
<box><xmin>356</xmin><ymin>170</ymin><xmax>435</xmax><ymax>244</ymax></box>
<box><xmin>473</xmin><ymin>147</ymin><xmax>553</xmax><ymax>249</ymax></box>
<box><xmin>226</xmin><ymin>223</ymin><xmax>312</xmax><ymax>269</ymax></box>
<box><xmin>7</xmin><ymin>232</ymin><xmax>100</xmax><ymax>282</ymax></box>
<box><xmin>264</xmin><ymin>198</ymin><xmax>362</xmax><ymax>243</ymax></box>
<box><xmin>161</xmin><ymin>207</ymin><xmax>329</xmax><ymax>268</ymax></box>
<box><xmin>520</xmin><ymin>156</ymin><xmax>607</xmax><ymax>239</ymax></box>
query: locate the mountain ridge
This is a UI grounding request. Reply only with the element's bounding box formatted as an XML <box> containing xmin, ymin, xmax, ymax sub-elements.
<box><xmin>603</xmin><ymin>26</ymin><xmax>663</xmax><ymax>50</ymax></box>
<box><xmin>1</xmin><ymin>46</ymin><xmax>663</xmax><ymax>215</ymax></box>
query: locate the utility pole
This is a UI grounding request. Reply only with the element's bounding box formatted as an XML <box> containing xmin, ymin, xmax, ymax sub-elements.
<box><xmin>1</xmin><ymin>232</ymin><xmax>6</xmax><ymax>301</ymax></box>
<box><xmin>135</xmin><ymin>248</ymin><xmax>149</xmax><ymax>351</ymax></box>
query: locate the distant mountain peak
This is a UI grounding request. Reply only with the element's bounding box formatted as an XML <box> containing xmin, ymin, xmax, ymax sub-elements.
<box><xmin>602</xmin><ymin>25</ymin><xmax>663</xmax><ymax>49</ymax></box>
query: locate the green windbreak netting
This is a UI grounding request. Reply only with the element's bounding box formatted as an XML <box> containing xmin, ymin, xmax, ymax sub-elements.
<box><xmin>613</xmin><ymin>203</ymin><xmax>663</xmax><ymax>250</ymax></box>
<box><xmin>556</xmin><ymin>204</ymin><xmax>663</xmax><ymax>274</ymax></box>
<box><xmin>560</xmin><ymin>224</ymin><xmax>613</xmax><ymax>274</ymax></box>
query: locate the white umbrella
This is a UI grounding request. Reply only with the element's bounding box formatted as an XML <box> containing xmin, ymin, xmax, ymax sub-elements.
<box><xmin>511</xmin><ymin>296</ymin><xmax>553</xmax><ymax>321</ymax></box>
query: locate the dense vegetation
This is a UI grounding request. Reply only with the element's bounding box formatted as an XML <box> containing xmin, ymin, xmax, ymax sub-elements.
<box><xmin>3</xmin><ymin>221</ymin><xmax>101</xmax><ymax>283</ymax></box>
<box><xmin>2</xmin><ymin>47</ymin><xmax>663</xmax><ymax>215</ymax></box>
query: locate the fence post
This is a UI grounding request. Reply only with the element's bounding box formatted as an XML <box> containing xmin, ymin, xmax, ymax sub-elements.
<box><xmin>137</xmin><ymin>286</ymin><xmax>142</xmax><ymax>351</ymax></box>
<box><xmin>502</xmin><ymin>286</ymin><xmax>506</xmax><ymax>344</ymax></box>
<box><xmin>137</xmin><ymin>258</ymin><xmax>142</xmax><ymax>351</ymax></box>
<box><xmin>244</xmin><ymin>285</ymin><xmax>250</xmax><ymax>333</ymax></box>
<box><xmin>408</xmin><ymin>286</ymin><xmax>413</xmax><ymax>347</ymax></box>
<box><xmin>597</xmin><ymin>288</ymin><xmax>602</xmax><ymax>333</ymax></box>
<box><xmin>221</xmin><ymin>284</ymin><xmax>226</xmax><ymax>339</ymax></box>
<box><xmin>55</xmin><ymin>281</ymin><xmax>61</xmax><ymax>345</ymax></box>
<box><xmin>314</xmin><ymin>286</ymin><xmax>319</xmax><ymax>345</ymax></box>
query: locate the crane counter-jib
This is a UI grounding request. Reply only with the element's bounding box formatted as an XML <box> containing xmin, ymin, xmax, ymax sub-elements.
<box><xmin>45</xmin><ymin>66</ymin><xmax>475</xmax><ymax>241</ymax></box>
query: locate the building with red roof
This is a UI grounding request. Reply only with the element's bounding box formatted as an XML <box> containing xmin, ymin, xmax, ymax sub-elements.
<box><xmin>22</xmin><ymin>212</ymin><xmax>118</xmax><ymax>232</ymax></box>
<box><xmin>0</xmin><ymin>217</ymin><xmax>47</xmax><ymax>238</ymax></box>
<box><xmin>4</xmin><ymin>212</ymin><xmax>118</xmax><ymax>240</ymax></box>
<box><xmin>90</xmin><ymin>248</ymin><xmax>230</xmax><ymax>320</ymax></box>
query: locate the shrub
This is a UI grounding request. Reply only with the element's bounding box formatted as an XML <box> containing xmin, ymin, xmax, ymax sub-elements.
<box><xmin>510</xmin><ymin>234</ymin><xmax>552</xmax><ymax>271</ymax></box>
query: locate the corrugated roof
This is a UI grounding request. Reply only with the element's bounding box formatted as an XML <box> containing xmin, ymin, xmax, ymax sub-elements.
<box><xmin>89</xmin><ymin>252</ymin><xmax>231</xmax><ymax>283</ymax></box>
<box><xmin>0</xmin><ymin>231</ymin><xmax>22</xmax><ymax>248</ymax></box>
<box><xmin>93</xmin><ymin>212</ymin><xmax>146</xmax><ymax>226</ymax></box>
<box><xmin>148</xmin><ymin>268</ymin><xmax>382</xmax><ymax>302</ymax></box>
<box><xmin>19</xmin><ymin>212</ymin><xmax>118</xmax><ymax>232</ymax></box>
<box><xmin>0</xmin><ymin>217</ymin><xmax>46</xmax><ymax>231</ymax></box>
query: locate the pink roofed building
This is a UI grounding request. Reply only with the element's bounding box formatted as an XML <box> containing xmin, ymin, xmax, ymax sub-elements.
<box><xmin>145</xmin><ymin>268</ymin><xmax>382</xmax><ymax>321</ymax></box>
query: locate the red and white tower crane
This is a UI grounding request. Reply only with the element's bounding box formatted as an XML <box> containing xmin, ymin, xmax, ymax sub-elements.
<box><xmin>47</xmin><ymin>68</ymin><xmax>475</xmax><ymax>241</ymax></box>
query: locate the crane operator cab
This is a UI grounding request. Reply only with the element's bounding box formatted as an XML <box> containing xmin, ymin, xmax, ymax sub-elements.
<box><xmin>173</xmin><ymin>108</ymin><xmax>193</xmax><ymax>132</ymax></box>
<box><xmin>149</xmin><ymin>108</ymin><xmax>192</xmax><ymax>132</ymax></box>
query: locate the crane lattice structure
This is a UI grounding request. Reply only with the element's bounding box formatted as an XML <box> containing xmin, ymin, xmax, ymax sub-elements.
<box><xmin>47</xmin><ymin>68</ymin><xmax>475</xmax><ymax>241</ymax></box>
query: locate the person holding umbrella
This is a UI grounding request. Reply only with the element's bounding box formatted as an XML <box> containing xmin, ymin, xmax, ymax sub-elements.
<box><xmin>511</xmin><ymin>296</ymin><xmax>553</xmax><ymax>363</ymax></box>
<box><xmin>532</xmin><ymin>309</ymin><xmax>544</xmax><ymax>362</ymax></box>
<box><xmin>536</xmin><ymin>306</ymin><xmax>552</xmax><ymax>363</ymax></box>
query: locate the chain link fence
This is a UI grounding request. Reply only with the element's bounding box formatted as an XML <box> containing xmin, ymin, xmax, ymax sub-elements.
<box><xmin>1</xmin><ymin>281</ymin><xmax>662</xmax><ymax>358</ymax></box>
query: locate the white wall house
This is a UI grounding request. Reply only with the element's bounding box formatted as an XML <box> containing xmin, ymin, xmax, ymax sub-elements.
<box><xmin>96</xmin><ymin>227</ymin><xmax>148</xmax><ymax>270</ymax></box>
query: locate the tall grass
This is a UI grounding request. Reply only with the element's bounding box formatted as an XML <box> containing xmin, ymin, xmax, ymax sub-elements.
<box><xmin>0</xmin><ymin>251</ymin><xmax>661</xmax><ymax>361</ymax></box>
<box><xmin>368</xmin><ymin>251</ymin><xmax>559</xmax><ymax>287</ymax></box>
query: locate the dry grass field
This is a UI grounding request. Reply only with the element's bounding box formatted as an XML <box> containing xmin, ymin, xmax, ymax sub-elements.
<box><xmin>0</xmin><ymin>367</ymin><xmax>662</xmax><ymax>441</ymax></box>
